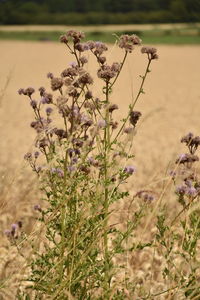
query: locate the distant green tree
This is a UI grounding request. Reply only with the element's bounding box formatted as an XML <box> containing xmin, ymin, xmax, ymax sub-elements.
<box><xmin>170</xmin><ymin>0</ymin><xmax>188</xmax><ymax>21</ymax></box>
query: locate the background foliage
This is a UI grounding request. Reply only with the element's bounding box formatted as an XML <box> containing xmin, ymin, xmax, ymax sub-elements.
<box><xmin>0</xmin><ymin>0</ymin><xmax>200</xmax><ymax>24</ymax></box>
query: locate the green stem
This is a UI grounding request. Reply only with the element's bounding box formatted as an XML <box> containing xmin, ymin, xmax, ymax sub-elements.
<box><xmin>103</xmin><ymin>81</ymin><xmax>111</xmax><ymax>295</ymax></box>
<box><xmin>113</xmin><ymin>58</ymin><xmax>152</xmax><ymax>144</ymax></box>
<box><xmin>109</xmin><ymin>50</ymin><xmax>128</xmax><ymax>90</ymax></box>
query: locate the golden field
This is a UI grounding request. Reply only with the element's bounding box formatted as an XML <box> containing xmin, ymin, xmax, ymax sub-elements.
<box><xmin>0</xmin><ymin>40</ymin><xmax>200</xmax><ymax>299</ymax></box>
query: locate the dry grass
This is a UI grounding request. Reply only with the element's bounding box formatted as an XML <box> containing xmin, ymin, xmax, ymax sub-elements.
<box><xmin>0</xmin><ymin>40</ymin><xmax>200</xmax><ymax>299</ymax></box>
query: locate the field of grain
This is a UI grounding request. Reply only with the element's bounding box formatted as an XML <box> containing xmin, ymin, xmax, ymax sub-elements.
<box><xmin>0</xmin><ymin>40</ymin><xmax>200</xmax><ymax>298</ymax></box>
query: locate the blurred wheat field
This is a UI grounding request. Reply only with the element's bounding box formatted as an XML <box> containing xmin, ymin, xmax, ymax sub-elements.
<box><xmin>0</xmin><ymin>40</ymin><xmax>200</xmax><ymax>299</ymax></box>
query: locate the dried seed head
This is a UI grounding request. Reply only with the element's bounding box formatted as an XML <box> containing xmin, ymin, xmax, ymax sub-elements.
<box><xmin>60</xmin><ymin>34</ymin><xmax>68</xmax><ymax>44</ymax></box>
<box><xmin>85</xmin><ymin>90</ymin><xmax>93</xmax><ymax>99</ymax></box>
<box><xmin>79</xmin><ymin>56</ymin><xmax>88</xmax><ymax>65</ymax></box>
<box><xmin>97</xmin><ymin>65</ymin><xmax>116</xmax><ymax>81</ymax></box>
<box><xmin>55</xmin><ymin>129</ymin><xmax>67</xmax><ymax>139</ymax></box>
<box><xmin>38</xmin><ymin>86</ymin><xmax>46</xmax><ymax>96</ymax></box>
<box><xmin>24</xmin><ymin>87</ymin><xmax>35</xmax><ymax>97</ymax></box>
<box><xmin>18</xmin><ymin>88</ymin><xmax>25</xmax><ymax>95</ymax></box>
<box><xmin>141</xmin><ymin>47</ymin><xmax>158</xmax><ymax>60</ymax></box>
<box><xmin>78</xmin><ymin>72</ymin><xmax>93</xmax><ymax>85</ymax></box>
<box><xmin>24</xmin><ymin>152</ymin><xmax>32</xmax><ymax>160</ymax></box>
<box><xmin>129</xmin><ymin>111</ymin><xmax>142</xmax><ymax>127</ymax></box>
<box><xmin>98</xmin><ymin>56</ymin><xmax>106</xmax><ymax>64</ymax></box>
<box><xmin>111</xmin><ymin>62</ymin><xmax>121</xmax><ymax>72</ymax></box>
<box><xmin>108</xmin><ymin>104</ymin><xmax>118</xmax><ymax>113</ymax></box>
<box><xmin>47</xmin><ymin>72</ymin><xmax>54</xmax><ymax>79</ymax></box>
<box><xmin>119</xmin><ymin>34</ymin><xmax>142</xmax><ymax>53</ymax></box>
<box><xmin>51</xmin><ymin>77</ymin><xmax>63</xmax><ymax>91</ymax></box>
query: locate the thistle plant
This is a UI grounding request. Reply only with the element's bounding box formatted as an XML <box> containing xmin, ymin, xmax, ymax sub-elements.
<box><xmin>16</xmin><ymin>30</ymin><xmax>159</xmax><ymax>299</ymax></box>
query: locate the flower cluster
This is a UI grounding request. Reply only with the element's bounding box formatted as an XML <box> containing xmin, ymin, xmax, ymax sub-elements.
<box><xmin>141</xmin><ymin>47</ymin><xmax>158</xmax><ymax>60</ymax></box>
<box><xmin>118</xmin><ymin>34</ymin><xmax>142</xmax><ymax>53</ymax></box>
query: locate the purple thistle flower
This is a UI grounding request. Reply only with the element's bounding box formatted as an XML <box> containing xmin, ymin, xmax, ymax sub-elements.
<box><xmin>97</xmin><ymin>119</ymin><xmax>106</xmax><ymax>129</ymax></box>
<box><xmin>176</xmin><ymin>185</ymin><xmax>187</xmax><ymax>195</ymax></box>
<box><xmin>46</xmin><ymin>107</ymin><xmax>53</xmax><ymax>116</ymax></box>
<box><xmin>50</xmin><ymin>168</ymin><xmax>64</xmax><ymax>177</ymax></box>
<box><xmin>124</xmin><ymin>165</ymin><xmax>136</xmax><ymax>175</ymax></box>
<box><xmin>186</xmin><ymin>186</ymin><xmax>197</xmax><ymax>197</ymax></box>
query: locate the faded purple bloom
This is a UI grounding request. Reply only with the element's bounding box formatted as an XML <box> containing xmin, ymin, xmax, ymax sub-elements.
<box><xmin>68</xmin><ymin>165</ymin><xmax>77</xmax><ymax>172</ymax></box>
<box><xmin>124</xmin><ymin>127</ymin><xmax>134</xmax><ymax>134</ymax></box>
<box><xmin>169</xmin><ymin>170</ymin><xmax>176</xmax><ymax>179</ymax></box>
<box><xmin>51</xmin><ymin>77</ymin><xmax>63</xmax><ymax>91</ymax></box>
<box><xmin>30</xmin><ymin>100</ymin><xmax>37</xmax><ymax>109</ymax></box>
<box><xmin>141</xmin><ymin>47</ymin><xmax>158</xmax><ymax>60</ymax></box>
<box><xmin>34</xmin><ymin>204</ymin><xmax>42</xmax><ymax>212</ymax></box>
<box><xmin>24</xmin><ymin>152</ymin><xmax>32</xmax><ymax>160</ymax></box>
<box><xmin>46</xmin><ymin>107</ymin><xmax>53</xmax><ymax>116</ymax></box>
<box><xmin>119</xmin><ymin>34</ymin><xmax>142</xmax><ymax>53</ymax></box>
<box><xmin>129</xmin><ymin>111</ymin><xmax>142</xmax><ymax>127</ymax></box>
<box><xmin>186</xmin><ymin>186</ymin><xmax>197</xmax><ymax>197</ymax></box>
<box><xmin>137</xmin><ymin>190</ymin><xmax>155</xmax><ymax>202</ymax></box>
<box><xmin>35</xmin><ymin>166</ymin><xmax>42</xmax><ymax>173</ymax></box>
<box><xmin>176</xmin><ymin>185</ymin><xmax>187</xmax><ymax>195</ymax></box>
<box><xmin>24</xmin><ymin>87</ymin><xmax>35</xmax><ymax>97</ymax></box>
<box><xmin>60</xmin><ymin>35</ymin><xmax>68</xmax><ymax>43</ymax></box>
<box><xmin>47</xmin><ymin>72</ymin><xmax>54</xmax><ymax>79</ymax></box>
<box><xmin>34</xmin><ymin>151</ymin><xmax>40</xmax><ymax>159</ymax></box>
<box><xmin>50</xmin><ymin>168</ymin><xmax>64</xmax><ymax>177</ymax></box>
<box><xmin>11</xmin><ymin>223</ymin><xmax>18</xmax><ymax>236</ymax></box>
<box><xmin>18</xmin><ymin>88</ymin><xmax>25</xmax><ymax>95</ymax></box>
<box><xmin>108</xmin><ymin>104</ymin><xmax>118</xmax><ymax>113</ymax></box>
<box><xmin>38</xmin><ymin>86</ymin><xmax>46</xmax><ymax>96</ymax></box>
<box><xmin>4</xmin><ymin>229</ymin><xmax>11</xmax><ymax>237</ymax></box>
<box><xmin>176</xmin><ymin>153</ymin><xmax>199</xmax><ymax>164</ymax></box>
<box><xmin>79</xmin><ymin>56</ymin><xmax>88</xmax><ymax>65</ymax></box>
<box><xmin>124</xmin><ymin>165</ymin><xmax>136</xmax><ymax>175</ymax></box>
<box><xmin>97</xmin><ymin>119</ymin><xmax>106</xmax><ymax>129</ymax></box>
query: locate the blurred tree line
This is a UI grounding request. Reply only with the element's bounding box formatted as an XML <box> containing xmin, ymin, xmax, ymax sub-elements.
<box><xmin>0</xmin><ymin>0</ymin><xmax>199</xmax><ymax>24</ymax></box>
